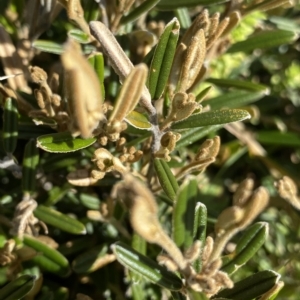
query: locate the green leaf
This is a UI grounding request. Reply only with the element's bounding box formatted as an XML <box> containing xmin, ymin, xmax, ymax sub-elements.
<box><xmin>187</xmin><ymin>290</ymin><xmax>209</xmax><ymax>300</ymax></box>
<box><xmin>154</xmin><ymin>158</ymin><xmax>179</xmax><ymax>202</ymax></box>
<box><xmin>72</xmin><ymin>244</ymin><xmax>110</xmax><ymax>273</ymax></box>
<box><xmin>172</xmin><ymin>109</ymin><xmax>251</xmax><ymax>129</ymax></box>
<box><xmin>88</xmin><ymin>52</ymin><xmax>105</xmax><ymax>98</ymax></box>
<box><xmin>216</xmin><ymin>270</ymin><xmax>281</xmax><ymax>300</ymax></box>
<box><xmin>206</xmin><ymin>78</ymin><xmax>270</xmax><ymax>94</ymax></box>
<box><xmin>23</xmin><ymin>235</ymin><xmax>71</xmax><ymax>277</ymax></box>
<box><xmin>36</xmin><ymin>132</ymin><xmax>96</xmax><ymax>153</ymax></box>
<box><xmin>196</xmin><ymin>86</ymin><xmax>212</xmax><ymax>103</ymax></box>
<box><xmin>121</xmin><ymin>0</ymin><xmax>161</xmax><ymax>24</ymax></box>
<box><xmin>32</xmin><ymin>40</ymin><xmax>64</xmax><ymax>54</ymax></box>
<box><xmin>176</xmin><ymin>125</ymin><xmax>223</xmax><ymax>148</ymax></box>
<box><xmin>0</xmin><ymin>274</ymin><xmax>36</xmax><ymax>300</ymax></box>
<box><xmin>3</xmin><ymin>97</ymin><xmax>18</xmax><ymax>154</ymax></box>
<box><xmin>148</xmin><ymin>18</ymin><xmax>180</xmax><ymax>99</ymax></box>
<box><xmin>228</xmin><ymin>29</ymin><xmax>297</xmax><ymax>53</ymax></box>
<box><xmin>79</xmin><ymin>193</ymin><xmax>100</xmax><ymax>210</ymax></box>
<box><xmin>34</xmin><ymin>205</ymin><xmax>87</xmax><ymax>235</ymax></box>
<box><xmin>22</xmin><ymin>139</ymin><xmax>39</xmax><ymax>193</ymax></box>
<box><xmin>131</xmin><ymin>233</ymin><xmax>147</xmax><ymax>283</ymax></box>
<box><xmin>174</xmin><ymin>8</ymin><xmax>191</xmax><ymax>29</ymax></box>
<box><xmin>18</xmin><ymin>119</ymin><xmax>55</xmax><ymax>139</ymax></box>
<box><xmin>68</xmin><ymin>29</ymin><xmax>90</xmax><ymax>44</ymax></box>
<box><xmin>222</xmin><ymin>222</ymin><xmax>269</xmax><ymax>274</ymax></box>
<box><xmin>58</xmin><ymin>237</ymin><xmax>96</xmax><ymax>256</ymax></box>
<box><xmin>193</xmin><ymin>202</ymin><xmax>207</xmax><ymax>272</ymax></box>
<box><xmin>157</xmin><ymin>0</ymin><xmax>228</xmax><ymax>9</ymax></box>
<box><xmin>112</xmin><ymin>242</ymin><xmax>183</xmax><ymax>291</ymax></box>
<box><xmin>125</xmin><ymin>111</ymin><xmax>152</xmax><ymax>130</ymax></box>
<box><xmin>208</xmin><ymin>90</ymin><xmax>265</xmax><ymax>110</ymax></box>
<box><xmin>269</xmin><ymin>16</ymin><xmax>300</xmax><ymax>33</ymax></box>
<box><xmin>173</xmin><ymin>177</ymin><xmax>199</xmax><ymax>250</ymax></box>
<box><xmin>256</xmin><ymin>131</ymin><xmax>300</xmax><ymax>147</ymax></box>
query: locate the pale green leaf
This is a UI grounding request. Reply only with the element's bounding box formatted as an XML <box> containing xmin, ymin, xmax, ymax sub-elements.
<box><xmin>172</xmin><ymin>109</ymin><xmax>251</xmax><ymax>129</ymax></box>
<box><xmin>154</xmin><ymin>158</ymin><xmax>179</xmax><ymax>202</ymax></box>
<box><xmin>32</xmin><ymin>40</ymin><xmax>64</xmax><ymax>54</ymax></box>
<box><xmin>36</xmin><ymin>132</ymin><xmax>96</xmax><ymax>153</ymax></box>
<box><xmin>125</xmin><ymin>111</ymin><xmax>152</xmax><ymax>130</ymax></box>
<box><xmin>228</xmin><ymin>30</ymin><xmax>297</xmax><ymax>53</ymax></box>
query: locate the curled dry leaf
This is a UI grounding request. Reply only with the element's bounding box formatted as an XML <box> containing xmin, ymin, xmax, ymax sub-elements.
<box><xmin>61</xmin><ymin>40</ymin><xmax>105</xmax><ymax>138</ymax></box>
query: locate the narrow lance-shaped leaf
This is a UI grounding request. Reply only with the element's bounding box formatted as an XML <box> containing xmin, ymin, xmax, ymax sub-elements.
<box><xmin>195</xmin><ymin>86</ymin><xmax>212</xmax><ymax>103</ymax></box>
<box><xmin>125</xmin><ymin>111</ymin><xmax>152</xmax><ymax>130</ymax></box>
<box><xmin>208</xmin><ymin>90</ymin><xmax>265</xmax><ymax>110</ymax></box>
<box><xmin>221</xmin><ymin>222</ymin><xmax>269</xmax><ymax>275</ymax></box>
<box><xmin>172</xmin><ymin>109</ymin><xmax>251</xmax><ymax>129</ymax></box>
<box><xmin>148</xmin><ymin>18</ymin><xmax>180</xmax><ymax>99</ymax></box>
<box><xmin>22</xmin><ymin>139</ymin><xmax>39</xmax><ymax>194</ymax></box>
<box><xmin>68</xmin><ymin>29</ymin><xmax>90</xmax><ymax>44</ymax></box>
<box><xmin>176</xmin><ymin>125</ymin><xmax>223</xmax><ymax>148</ymax></box>
<box><xmin>121</xmin><ymin>0</ymin><xmax>161</xmax><ymax>25</ymax></box>
<box><xmin>131</xmin><ymin>233</ymin><xmax>147</xmax><ymax>283</ymax></box>
<box><xmin>0</xmin><ymin>275</ymin><xmax>36</xmax><ymax>300</ymax></box>
<box><xmin>256</xmin><ymin>131</ymin><xmax>300</xmax><ymax>147</ymax></box>
<box><xmin>88</xmin><ymin>52</ymin><xmax>105</xmax><ymax>98</ymax></box>
<box><xmin>154</xmin><ymin>158</ymin><xmax>179</xmax><ymax>201</ymax></box>
<box><xmin>173</xmin><ymin>177</ymin><xmax>199</xmax><ymax>250</ymax></box>
<box><xmin>108</xmin><ymin>64</ymin><xmax>148</xmax><ymax>123</ymax></box>
<box><xmin>187</xmin><ymin>290</ymin><xmax>209</xmax><ymax>300</ymax></box>
<box><xmin>193</xmin><ymin>202</ymin><xmax>207</xmax><ymax>272</ymax></box>
<box><xmin>3</xmin><ymin>97</ymin><xmax>18</xmax><ymax>154</ymax></box>
<box><xmin>228</xmin><ymin>29</ymin><xmax>297</xmax><ymax>53</ymax></box>
<box><xmin>112</xmin><ymin>242</ymin><xmax>183</xmax><ymax>291</ymax></box>
<box><xmin>34</xmin><ymin>205</ymin><xmax>87</xmax><ymax>235</ymax></box>
<box><xmin>37</xmin><ymin>132</ymin><xmax>96</xmax><ymax>153</ymax></box>
<box><xmin>174</xmin><ymin>8</ymin><xmax>191</xmax><ymax>29</ymax></box>
<box><xmin>32</xmin><ymin>40</ymin><xmax>64</xmax><ymax>54</ymax></box>
<box><xmin>216</xmin><ymin>270</ymin><xmax>281</xmax><ymax>300</ymax></box>
<box><xmin>157</xmin><ymin>0</ymin><xmax>228</xmax><ymax>9</ymax></box>
<box><xmin>206</xmin><ymin>78</ymin><xmax>270</xmax><ymax>94</ymax></box>
<box><xmin>23</xmin><ymin>235</ymin><xmax>71</xmax><ymax>277</ymax></box>
<box><xmin>72</xmin><ymin>244</ymin><xmax>115</xmax><ymax>273</ymax></box>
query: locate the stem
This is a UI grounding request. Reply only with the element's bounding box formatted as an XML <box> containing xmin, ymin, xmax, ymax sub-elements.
<box><xmin>155</xmin><ymin>229</ymin><xmax>190</xmax><ymax>273</ymax></box>
<box><xmin>208</xmin><ymin>226</ymin><xmax>239</xmax><ymax>263</ymax></box>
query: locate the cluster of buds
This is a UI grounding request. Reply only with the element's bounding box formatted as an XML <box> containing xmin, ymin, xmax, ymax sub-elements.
<box><xmin>176</xmin><ymin>136</ymin><xmax>220</xmax><ymax>179</ymax></box>
<box><xmin>161</xmin><ymin>92</ymin><xmax>201</xmax><ymax>131</ymax></box>
<box><xmin>67</xmin><ymin>148</ymin><xmax>127</xmax><ymax>186</ymax></box>
<box><xmin>209</xmin><ymin>178</ymin><xmax>269</xmax><ymax>263</ymax></box>
<box><xmin>28</xmin><ymin>66</ymin><xmax>65</xmax><ymax>123</ymax></box>
<box><xmin>168</xmin><ymin>10</ymin><xmax>240</xmax><ymax>97</ymax></box>
<box><xmin>115</xmin><ymin>137</ymin><xmax>144</xmax><ymax>164</ymax></box>
<box><xmin>154</xmin><ymin>131</ymin><xmax>181</xmax><ymax>161</ymax></box>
